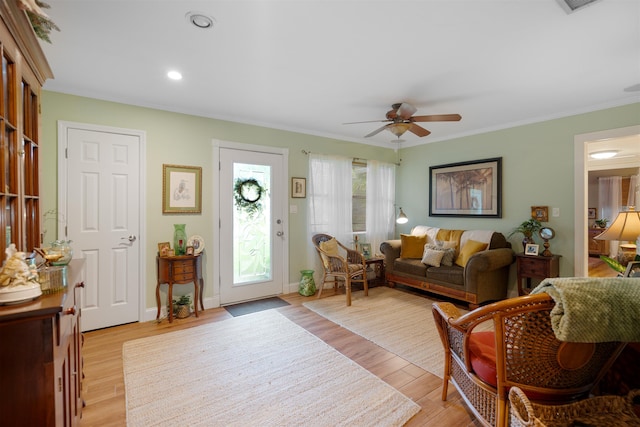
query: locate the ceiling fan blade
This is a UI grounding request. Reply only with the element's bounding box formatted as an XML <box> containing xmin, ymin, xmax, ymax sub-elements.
<box><xmin>411</xmin><ymin>114</ymin><xmax>462</xmax><ymax>122</ymax></box>
<box><xmin>343</xmin><ymin>119</ymin><xmax>391</xmax><ymax>125</ymax></box>
<box><xmin>365</xmin><ymin>124</ymin><xmax>390</xmax><ymax>138</ymax></box>
<box><xmin>408</xmin><ymin>123</ymin><xmax>431</xmax><ymax>137</ymax></box>
<box><xmin>396</xmin><ymin>103</ymin><xmax>417</xmax><ymax>120</ymax></box>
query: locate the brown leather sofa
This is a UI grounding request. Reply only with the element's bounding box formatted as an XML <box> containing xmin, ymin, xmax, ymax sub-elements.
<box><xmin>380</xmin><ymin>226</ymin><xmax>514</xmax><ymax>307</ymax></box>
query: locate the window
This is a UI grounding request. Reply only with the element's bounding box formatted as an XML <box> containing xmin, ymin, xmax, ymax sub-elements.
<box><xmin>352</xmin><ymin>160</ymin><xmax>366</xmax><ymax>233</ymax></box>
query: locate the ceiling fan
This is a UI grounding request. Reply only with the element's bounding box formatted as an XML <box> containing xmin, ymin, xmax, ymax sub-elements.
<box><xmin>345</xmin><ymin>102</ymin><xmax>461</xmax><ymax>139</ymax></box>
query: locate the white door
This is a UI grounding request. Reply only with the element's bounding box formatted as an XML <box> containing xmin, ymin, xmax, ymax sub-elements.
<box><xmin>60</xmin><ymin>123</ymin><xmax>144</xmax><ymax>331</ymax></box>
<box><xmin>219</xmin><ymin>147</ymin><xmax>286</xmax><ymax>304</ymax></box>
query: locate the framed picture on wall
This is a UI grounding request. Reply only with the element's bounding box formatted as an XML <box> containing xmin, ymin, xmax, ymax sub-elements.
<box><xmin>429</xmin><ymin>157</ymin><xmax>502</xmax><ymax>217</ymax></box>
<box><xmin>588</xmin><ymin>207</ymin><xmax>597</xmax><ymax>219</ymax></box>
<box><xmin>162</xmin><ymin>164</ymin><xmax>202</xmax><ymax>214</ymax></box>
<box><xmin>291</xmin><ymin>177</ymin><xmax>306</xmax><ymax>198</ymax></box>
<box><xmin>531</xmin><ymin>206</ymin><xmax>548</xmax><ymax>222</ymax></box>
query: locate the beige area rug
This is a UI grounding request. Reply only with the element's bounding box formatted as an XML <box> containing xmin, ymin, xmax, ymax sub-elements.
<box><xmin>304</xmin><ymin>287</ymin><xmax>463</xmax><ymax>379</ymax></box>
<box><xmin>123</xmin><ymin>310</ymin><xmax>420</xmax><ymax>426</ymax></box>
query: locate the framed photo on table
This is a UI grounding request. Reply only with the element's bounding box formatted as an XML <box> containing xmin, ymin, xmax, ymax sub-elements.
<box><xmin>624</xmin><ymin>261</ymin><xmax>640</xmax><ymax>278</ymax></box>
<box><xmin>359</xmin><ymin>243</ymin><xmax>372</xmax><ymax>259</ymax></box>
<box><xmin>162</xmin><ymin>164</ymin><xmax>202</xmax><ymax>214</ymax></box>
<box><xmin>525</xmin><ymin>244</ymin><xmax>539</xmax><ymax>256</ymax></box>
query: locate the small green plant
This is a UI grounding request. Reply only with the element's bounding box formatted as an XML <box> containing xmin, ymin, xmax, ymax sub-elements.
<box><xmin>594</xmin><ymin>218</ymin><xmax>608</xmax><ymax>228</ymax></box>
<box><xmin>599</xmin><ymin>256</ymin><xmax>625</xmax><ymax>273</ymax></box>
<box><xmin>173</xmin><ymin>295</ymin><xmax>191</xmax><ymax>306</ymax></box>
<box><xmin>508</xmin><ymin>218</ymin><xmax>542</xmax><ymax>238</ymax></box>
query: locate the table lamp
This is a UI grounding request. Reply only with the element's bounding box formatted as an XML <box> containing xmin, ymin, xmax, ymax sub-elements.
<box><xmin>595</xmin><ymin>207</ymin><xmax>640</xmax><ymax>263</ymax></box>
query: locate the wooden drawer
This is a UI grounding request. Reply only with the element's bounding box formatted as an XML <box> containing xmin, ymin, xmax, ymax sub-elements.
<box><xmin>173</xmin><ymin>261</ymin><xmax>194</xmax><ymax>275</ymax></box>
<box><xmin>518</xmin><ymin>258</ymin><xmax>550</xmax><ymax>277</ymax></box>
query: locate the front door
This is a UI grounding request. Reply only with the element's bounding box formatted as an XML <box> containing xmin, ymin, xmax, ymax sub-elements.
<box><xmin>218</xmin><ymin>145</ymin><xmax>287</xmax><ymax>305</ymax></box>
<box><xmin>60</xmin><ymin>122</ymin><xmax>144</xmax><ymax>331</ymax></box>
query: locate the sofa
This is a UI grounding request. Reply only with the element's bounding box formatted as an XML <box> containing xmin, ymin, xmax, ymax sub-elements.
<box><xmin>380</xmin><ymin>225</ymin><xmax>514</xmax><ymax>307</ymax></box>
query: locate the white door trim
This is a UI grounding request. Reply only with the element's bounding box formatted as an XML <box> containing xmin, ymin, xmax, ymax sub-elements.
<box><xmin>573</xmin><ymin>124</ymin><xmax>640</xmax><ymax>276</ymax></box>
<box><xmin>211</xmin><ymin>139</ymin><xmax>290</xmax><ymax>306</ymax></box>
<box><xmin>57</xmin><ymin>120</ymin><xmax>147</xmax><ymax>323</ymax></box>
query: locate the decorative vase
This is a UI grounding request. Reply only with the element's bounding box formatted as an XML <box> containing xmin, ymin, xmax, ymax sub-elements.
<box><xmin>522</xmin><ymin>233</ymin><xmax>534</xmax><ymax>251</ymax></box>
<box><xmin>173</xmin><ymin>224</ymin><xmax>187</xmax><ymax>255</ymax></box>
<box><xmin>298</xmin><ymin>270</ymin><xmax>316</xmax><ymax>296</ymax></box>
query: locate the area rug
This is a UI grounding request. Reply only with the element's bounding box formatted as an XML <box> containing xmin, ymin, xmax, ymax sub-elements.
<box><xmin>303</xmin><ymin>287</ymin><xmax>463</xmax><ymax>379</ymax></box>
<box><xmin>123</xmin><ymin>310</ymin><xmax>420</xmax><ymax>426</ymax></box>
<box><xmin>223</xmin><ymin>296</ymin><xmax>290</xmax><ymax>317</ymax></box>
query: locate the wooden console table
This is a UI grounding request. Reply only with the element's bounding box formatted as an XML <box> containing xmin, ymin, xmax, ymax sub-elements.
<box><xmin>156</xmin><ymin>255</ymin><xmax>204</xmax><ymax>322</ymax></box>
<box><xmin>516</xmin><ymin>253</ymin><xmax>561</xmax><ymax>295</ymax></box>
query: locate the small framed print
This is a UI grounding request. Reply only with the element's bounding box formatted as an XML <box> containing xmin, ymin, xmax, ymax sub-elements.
<box><xmin>185</xmin><ymin>246</ymin><xmax>194</xmax><ymax>256</ymax></box>
<box><xmin>525</xmin><ymin>244</ymin><xmax>539</xmax><ymax>256</ymax></box>
<box><xmin>168</xmin><ymin>249</ymin><xmax>175</xmax><ymax>257</ymax></box>
<box><xmin>588</xmin><ymin>207</ymin><xmax>597</xmax><ymax>219</ymax></box>
<box><xmin>531</xmin><ymin>206</ymin><xmax>549</xmax><ymax>222</ymax></box>
<box><xmin>291</xmin><ymin>177</ymin><xmax>306</xmax><ymax>198</ymax></box>
<box><xmin>624</xmin><ymin>261</ymin><xmax>640</xmax><ymax>278</ymax></box>
<box><xmin>360</xmin><ymin>243</ymin><xmax>372</xmax><ymax>260</ymax></box>
<box><xmin>162</xmin><ymin>164</ymin><xmax>202</xmax><ymax>214</ymax></box>
<box><xmin>158</xmin><ymin>242</ymin><xmax>171</xmax><ymax>257</ymax></box>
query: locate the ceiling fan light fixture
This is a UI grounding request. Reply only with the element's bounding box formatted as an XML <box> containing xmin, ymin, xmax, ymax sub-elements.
<box><xmin>388</xmin><ymin>122</ymin><xmax>411</xmax><ymax>137</ymax></box>
<box><xmin>589</xmin><ymin>150</ymin><xmax>618</xmax><ymax>159</ymax></box>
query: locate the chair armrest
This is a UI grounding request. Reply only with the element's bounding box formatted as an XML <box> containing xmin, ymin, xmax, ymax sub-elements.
<box><xmin>465</xmin><ymin>247</ymin><xmax>514</xmax><ymax>272</ymax></box>
<box><xmin>345</xmin><ymin>248</ymin><xmax>365</xmax><ymax>265</ymax></box>
<box><xmin>380</xmin><ymin>240</ymin><xmax>401</xmax><ymax>269</ymax></box>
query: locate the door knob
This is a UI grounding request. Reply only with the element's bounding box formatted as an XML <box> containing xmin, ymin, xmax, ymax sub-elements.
<box><xmin>276</xmin><ymin>231</ymin><xmax>284</xmax><ymax>236</ymax></box>
<box><xmin>121</xmin><ymin>235</ymin><xmax>137</xmax><ymax>242</ymax></box>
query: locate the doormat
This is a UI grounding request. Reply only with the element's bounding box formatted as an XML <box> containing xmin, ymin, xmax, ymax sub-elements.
<box><xmin>224</xmin><ymin>296</ymin><xmax>290</xmax><ymax>317</ymax></box>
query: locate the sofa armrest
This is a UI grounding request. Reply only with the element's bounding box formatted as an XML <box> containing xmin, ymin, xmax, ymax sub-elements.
<box><xmin>464</xmin><ymin>247</ymin><xmax>514</xmax><ymax>298</ymax></box>
<box><xmin>380</xmin><ymin>239</ymin><xmax>401</xmax><ymax>269</ymax></box>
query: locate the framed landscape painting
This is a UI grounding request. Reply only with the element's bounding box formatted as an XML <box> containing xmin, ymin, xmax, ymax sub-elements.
<box><xmin>429</xmin><ymin>157</ymin><xmax>502</xmax><ymax>217</ymax></box>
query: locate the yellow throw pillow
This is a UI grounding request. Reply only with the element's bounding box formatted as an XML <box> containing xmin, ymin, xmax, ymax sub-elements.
<box><xmin>400</xmin><ymin>234</ymin><xmax>427</xmax><ymax>259</ymax></box>
<box><xmin>319</xmin><ymin>238</ymin><xmax>340</xmax><ymax>268</ymax></box>
<box><xmin>455</xmin><ymin>239</ymin><xmax>488</xmax><ymax>267</ymax></box>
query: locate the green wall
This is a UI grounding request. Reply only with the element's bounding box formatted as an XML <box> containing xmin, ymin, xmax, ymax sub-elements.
<box><xmin>40</xmin><ymin>91</ymin><xmax>397</xmax><ymax>311</ymax></box>
<box><xmin>41</xmin><ymin>91</ymin><xmax>640</xmax><ymax>309</ymax></box>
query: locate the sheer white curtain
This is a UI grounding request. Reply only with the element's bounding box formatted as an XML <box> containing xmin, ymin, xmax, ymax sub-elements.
<box><xmin>598</xmin><ymin>176</ymin><xmax>622</xmax><ymax>257</ymax></box>
<box><xmin>307</xmin><ymin>154</ymin><xmax>353</xmax><ymax>271</ymax></box>
<box><xmin>366</xmin><ymin>160</ymin><xmax>396</xmax><ymax>257</ymax></box>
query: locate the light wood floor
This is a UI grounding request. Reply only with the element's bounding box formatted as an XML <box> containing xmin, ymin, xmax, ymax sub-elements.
<box><xmin>80</xmin><ymin>286</ymin><xmax>481</xmax><ymax>426</ymax></box>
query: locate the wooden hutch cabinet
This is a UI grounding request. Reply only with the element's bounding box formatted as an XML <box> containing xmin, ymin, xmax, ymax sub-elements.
<box><xmin>0</xmin><ymin>0</ymin><xmax>53</xmax><ymax>256</ymax></box>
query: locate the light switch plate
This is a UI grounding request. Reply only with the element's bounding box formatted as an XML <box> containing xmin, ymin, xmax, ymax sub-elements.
<box><xmin>552</xmin><ymin>207</ymin><xmax>560</xmax><ymax>217</ymax></box>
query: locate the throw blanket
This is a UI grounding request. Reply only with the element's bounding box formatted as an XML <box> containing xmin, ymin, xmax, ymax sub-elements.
<box><xmin>531</xmin><ymin>277</ymin><xmax>640</xmax><ymax>343</ymax></box>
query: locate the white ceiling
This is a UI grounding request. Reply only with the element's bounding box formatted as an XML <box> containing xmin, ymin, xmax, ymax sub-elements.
<box><xmin>39</xmin><ymin>0</ymin><xmax>640</xmax><ymax>149</ymax></box>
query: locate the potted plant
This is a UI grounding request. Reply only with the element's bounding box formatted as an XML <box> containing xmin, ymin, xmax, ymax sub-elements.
<box><xmin>509</xmin><ymin>218</ymin><xmax>542</xmax><ymax>250</ymax></box>
<box><xmin>594</xmin><ymin>218</ymin><xmax>608</xmax><ymax>228</ymax></box>
<box><xmin>172</xmin><ymin>295</ymin><xmax>192</xmax><ymax>319</ymax></box>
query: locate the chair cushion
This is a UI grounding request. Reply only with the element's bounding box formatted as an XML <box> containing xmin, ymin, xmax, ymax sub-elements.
<box><xmin>400</xmin><ymin>234</ymin><xmax>427</xmax><ymax>259</ymax></box>
<box><xmin>319</xmin><ymin>238</ymin><xmax>339</xmax><ymax>268</ymax></box>
<box><xmin>469</xmin><ymin>331</ymin><xmax>497</xmax><ymax>387</ymax></box>
<box><xmin>455</xmin><ymin>239</ymin><xmax>488</xmax><ymax>267</ymax></box>
<box><xmin>421</xmin><ymin>247</ymin><xmax>446</xmax><ymax>267</ymax></box>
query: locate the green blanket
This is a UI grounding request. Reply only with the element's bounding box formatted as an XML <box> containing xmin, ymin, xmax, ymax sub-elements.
<box><xmin>531</xmin><ymin>277</ymin><xmax>640</xmax><ymax>343</ymax></box>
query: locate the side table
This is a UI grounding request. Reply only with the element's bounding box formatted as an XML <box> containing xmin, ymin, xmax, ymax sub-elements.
<box><xmin>156</xmin><ymin>255</ymin><xmax>204</xmax><ymax>322</ymax></box>
<box><xmin>515</xmin><ymin>253</ymin><xmax>561</xmax><ymax>295</ymax></box>
<box><xmin>365</xmin><ymin>257</ymin><xmax>385</xmax><ymax>286</ymax></box>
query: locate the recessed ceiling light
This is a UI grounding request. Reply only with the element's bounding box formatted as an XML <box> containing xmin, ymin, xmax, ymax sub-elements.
<box><xmin>167</xmin><ymin>71</ymin><xmax>182</xmax><ymax>80</ymax></box>
<box><xmin>185</xmin><ymin>11</ymin><xmax>215</xmax><ymax>29</ymax></box>
<box><xmin>589</xmin><ymin>150</ymin><xmax>618</xmax><ymax>159</ymax></box>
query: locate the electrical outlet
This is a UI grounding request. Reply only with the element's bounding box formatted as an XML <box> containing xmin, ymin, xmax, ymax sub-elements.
<box><xmin>552</xmin><ymin>207</ymin><xmax>560</xmax><ymax>217</ymax></box>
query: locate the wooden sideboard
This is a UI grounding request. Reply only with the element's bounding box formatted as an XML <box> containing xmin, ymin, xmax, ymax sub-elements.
<box><xmin>516</xmin><ymin>253</ymin><xmax>561</xmax><ymax>295</ymax></box>
<box><xmin>588</xmin><ymin>227</ymin><xmax>610</xmax><ymax>256</ymax></box>
<box><xmin>0</xmin><ymin>280</ymin><xmax>84</xmax><ymax>426</ymax></box>
<box><xmin>156</xmin><ymin>255</ymin><xmax>204</xmax><ymax>323</ymax></box>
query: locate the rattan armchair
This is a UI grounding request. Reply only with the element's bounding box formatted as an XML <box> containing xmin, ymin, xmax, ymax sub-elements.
<box><xmin>432</xmin><ymin>293</ymin><xmax>627</xmax><ymax>427</ymax></box>
<box><xmin>312</xmin><ymin>233</ymin><xmax>368</xmax><ymax>306</ymax></box>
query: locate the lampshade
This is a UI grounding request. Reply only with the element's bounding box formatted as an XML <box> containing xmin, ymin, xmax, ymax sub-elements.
<box><xmin>388</xmin><ymin>123</ymin><xmax>411</xmax><ymax>138</ymax></box>
<box><xmin>594</xmin><ymin>207</ymin><xmax>640</xmax><ymax>241</ymax></box>
<box><xmin>396</xmin><ymin>207</ymin><xmax>408</xmax><ymax>224</ymax></box>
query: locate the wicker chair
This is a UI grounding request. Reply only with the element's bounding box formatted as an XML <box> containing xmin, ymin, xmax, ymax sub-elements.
<box><xmin>312</xmin><ymin>233</ymin><xmax>368</xmax><ymax>306</ymax></box>
<box><xmin>432</xmin><ymin>293</ymin><xmax>627</xmax><ymax>427</ymax></box>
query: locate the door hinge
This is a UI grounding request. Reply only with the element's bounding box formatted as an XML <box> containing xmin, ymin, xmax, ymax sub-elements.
<box><xmin>65</xmin><ymin>148</ymin><xmax>68</xmax><ymax>159</ymax></box>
